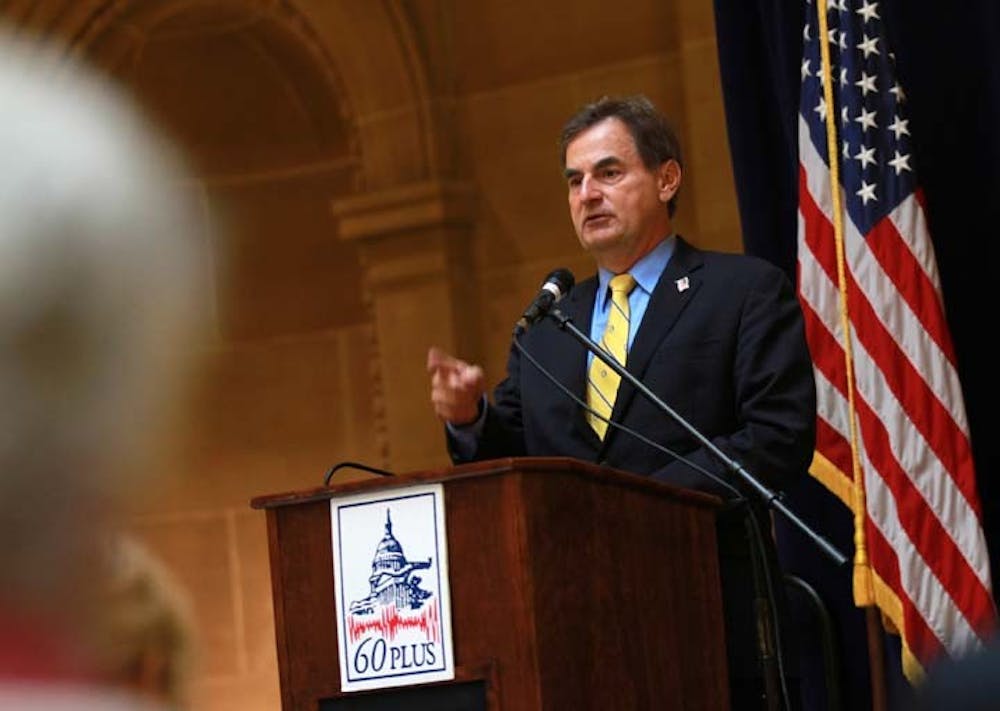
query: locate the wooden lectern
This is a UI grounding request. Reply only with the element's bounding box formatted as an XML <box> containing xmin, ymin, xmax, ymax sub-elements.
<box><xmin>251</xmin><ymin>457</ymin><xmax>729</xmax><ymax>710</ymax></box>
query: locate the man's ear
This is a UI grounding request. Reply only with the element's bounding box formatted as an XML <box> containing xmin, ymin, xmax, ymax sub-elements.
<box><xmin>657</xmin><ymin>159</ymin><xmax>682</xmax><ymax>203</ymax></box>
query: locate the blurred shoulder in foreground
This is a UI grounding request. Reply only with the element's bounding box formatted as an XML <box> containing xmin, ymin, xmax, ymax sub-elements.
<box><xmin>913</xmin><ymin>636</ymin><xmax>1000</xmax><ymax>711</ymax></box>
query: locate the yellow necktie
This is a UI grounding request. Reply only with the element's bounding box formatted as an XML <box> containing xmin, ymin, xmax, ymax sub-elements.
<box><xmin>587</xmin><ymin>273</ymin><xmax>636</xmax><ymax>439</ymax></box>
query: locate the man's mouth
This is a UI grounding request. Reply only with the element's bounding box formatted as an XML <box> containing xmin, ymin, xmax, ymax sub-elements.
<box><xmin>584</xmin><ymin>213</ymin><xmax>613</xmax><ymax>226</ymax></box>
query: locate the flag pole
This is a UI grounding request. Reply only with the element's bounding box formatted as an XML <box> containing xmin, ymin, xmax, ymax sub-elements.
<box><xmin>815</xmin><ymin>0</ymin><xmax>870</xmax><ymax>610</ymax></box>
<box><xmin>814</xmin><ymin>0</ymin><xmax>887</xmax><ymax>707</ymax></box>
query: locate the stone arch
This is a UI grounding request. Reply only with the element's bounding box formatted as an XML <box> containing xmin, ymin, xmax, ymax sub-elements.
<box><xmin>13</xmin><ymin>0</ymin><xmax>439</xmax><ymax>191</ymax></box>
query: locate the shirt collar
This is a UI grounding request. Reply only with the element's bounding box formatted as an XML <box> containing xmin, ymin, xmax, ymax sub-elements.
<box><xmin>596</xmin><ymin>235</ymin><xmax>676</xmax><ymax>310</ymax></box>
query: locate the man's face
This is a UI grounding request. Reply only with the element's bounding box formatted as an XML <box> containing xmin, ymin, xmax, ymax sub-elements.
<box><xmin>564</xmin><ymin>117</ymin><xmax>679</xmax><ymax>272</ymax></box>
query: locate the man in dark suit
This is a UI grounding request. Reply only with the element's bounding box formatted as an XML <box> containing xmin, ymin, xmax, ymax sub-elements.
<box><xmin>428</xmin><ymin>95</ymin><xmax>816</xmax><ymax>710</ymax></box>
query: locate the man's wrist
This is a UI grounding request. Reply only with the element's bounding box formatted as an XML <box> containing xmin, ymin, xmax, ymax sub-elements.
<box><xmin>447</xmin><ymin>395</ymin><xmax>487</xmax><ymax>433</ymax></box>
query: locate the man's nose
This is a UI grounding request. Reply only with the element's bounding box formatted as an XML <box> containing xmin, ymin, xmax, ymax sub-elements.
<box><xmin>580</xmin><ymin>174</ymin><xmax>601</xmax><ymax>201</ymax></box>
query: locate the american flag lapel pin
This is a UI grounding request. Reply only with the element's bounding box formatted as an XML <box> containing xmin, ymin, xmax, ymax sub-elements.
<box><xmin>675</xmin><ymin>276</ymin><xmax>689</xmax><ymax>293</ymax></box>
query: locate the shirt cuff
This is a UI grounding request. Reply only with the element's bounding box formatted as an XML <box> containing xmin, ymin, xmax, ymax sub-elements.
<box><xmin>445</xmin><ymin>396</ymin><xmax>488</xmax><ymax>459</ymax></box>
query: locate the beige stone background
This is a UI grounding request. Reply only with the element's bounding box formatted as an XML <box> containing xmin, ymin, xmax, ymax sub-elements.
<box><xmin>0</xmin><ymin>1</ymin><xmax>741</xmax><ymax>708</ymax></box>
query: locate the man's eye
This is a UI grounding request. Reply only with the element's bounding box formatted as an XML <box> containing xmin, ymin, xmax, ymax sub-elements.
<box><xmin>602</xmin><ymin>169</ymin><xmax>621</xmax><ymax>179</ymax></box>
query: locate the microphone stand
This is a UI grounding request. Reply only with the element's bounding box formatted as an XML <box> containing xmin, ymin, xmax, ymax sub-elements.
<box><xmin>546</xmin><ymin>307</ymin><xmax>848</xmax><ymax>567</ymax></box>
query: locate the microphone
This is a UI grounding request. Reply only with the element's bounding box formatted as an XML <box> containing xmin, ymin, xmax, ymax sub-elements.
<box><xmin>516</xmin><ymin>268</ymin><xmax>574</xmax><ymax>332</ymax></box>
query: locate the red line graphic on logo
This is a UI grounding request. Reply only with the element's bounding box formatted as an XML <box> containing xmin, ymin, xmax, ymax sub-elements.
<box><xmin>348</xmin><ymin>601</ymin><xmax>440</xmax><ymax>644</ymax></box>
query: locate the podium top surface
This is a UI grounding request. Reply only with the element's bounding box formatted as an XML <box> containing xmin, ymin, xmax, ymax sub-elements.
<box><xmin>249</xmin><ymin>456</ymin><xmax>723</xmax><ymax>511</ymax></box>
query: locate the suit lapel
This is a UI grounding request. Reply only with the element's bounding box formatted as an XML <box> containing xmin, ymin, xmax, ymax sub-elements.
<box><xmin>604</xmin><ymin>237</ymin><xmax>704</xmax><ymax>447</ymax></box>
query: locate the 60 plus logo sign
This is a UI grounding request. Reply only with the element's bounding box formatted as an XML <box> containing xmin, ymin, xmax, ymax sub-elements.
<box><xmin>331</xmin><ymin>487</ymin><xmax>455</xmax><ymax>693</ymax></box>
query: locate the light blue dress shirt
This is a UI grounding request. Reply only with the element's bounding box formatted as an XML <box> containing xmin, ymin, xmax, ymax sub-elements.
<box><xmin>588</xmin><ymin>235</ymin><xmax>676</xmax><ymax>369</ymax></box>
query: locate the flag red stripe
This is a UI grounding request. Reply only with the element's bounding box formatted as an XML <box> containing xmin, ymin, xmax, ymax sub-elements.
<box><xmin>816</xmin><ymin>416</ymin><xmax>853</xmax><ymax>476</ymax></box>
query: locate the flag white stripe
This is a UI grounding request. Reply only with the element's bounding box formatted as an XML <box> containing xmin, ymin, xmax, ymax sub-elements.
<box><xmin>815</xmin><ymin>368</ymin><xmax>852</xmax><ymax>443</ymax></box>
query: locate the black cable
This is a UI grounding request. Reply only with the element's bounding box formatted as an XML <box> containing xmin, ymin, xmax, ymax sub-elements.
<box><xmin>512</xmin><ymin>332</ymin><xmax>745</xmax><ymax>501</ymax></box>
<box><xmin>323</xmin><ymin>460</ymin><xmax>395</xmax><ymax>486</ymax></box>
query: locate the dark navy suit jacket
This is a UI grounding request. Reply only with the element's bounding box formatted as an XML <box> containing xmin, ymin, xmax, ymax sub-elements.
<box><xmin>448</xmin><ymin>236</ymin><xmax>817</xmax><ymax>689</ymax></box>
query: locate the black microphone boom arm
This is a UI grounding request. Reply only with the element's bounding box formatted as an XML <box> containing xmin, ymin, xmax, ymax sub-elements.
<box><xmin>546</xmin><ymin>306</ymin><xmax>848</xmax><ymax>567</ymax></box>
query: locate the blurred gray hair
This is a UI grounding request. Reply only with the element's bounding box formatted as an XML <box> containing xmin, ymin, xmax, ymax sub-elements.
<box><xmin>0</xmin><ymin>31</ymin><xmax>205</xmax><ymax>610</ymax></box>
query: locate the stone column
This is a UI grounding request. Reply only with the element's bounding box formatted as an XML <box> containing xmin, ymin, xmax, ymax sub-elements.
<box><xmin>332</xmin><ymin>180</ymin><xmax>479</xmax><ymax>473</ymax></box>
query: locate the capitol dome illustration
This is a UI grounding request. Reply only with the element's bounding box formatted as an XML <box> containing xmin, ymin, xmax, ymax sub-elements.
<box><xmin>349</xmin><ymin>510</ymin><xmax>432</xmax><ymax>615</ymax></box>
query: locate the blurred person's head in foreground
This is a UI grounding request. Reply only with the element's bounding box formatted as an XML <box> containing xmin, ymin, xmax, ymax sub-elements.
<box><xmin>0</xmin><ymin>26</ymin><xmax>205</xmax><ymax>701</ymax></box>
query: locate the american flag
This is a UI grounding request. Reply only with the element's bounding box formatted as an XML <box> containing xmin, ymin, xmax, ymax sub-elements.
<box><xmin>797</xmin><ymin>0</ymin><xmax>996</xmax><ymax>680</ymax></box>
